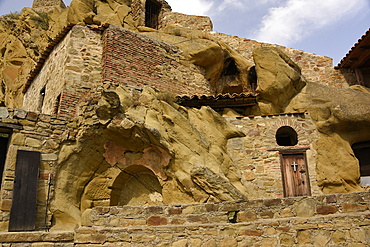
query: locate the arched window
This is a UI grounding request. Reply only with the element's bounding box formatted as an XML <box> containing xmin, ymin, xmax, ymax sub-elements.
<box><xmin>352</xmin><ymin>141</ymin><xmax>370</xmax><ymax>186</ymax></box>
<box><xmin>276</xmin><ymin>126</ymin><xmax>298</xmax><ymax>146</ymax></box>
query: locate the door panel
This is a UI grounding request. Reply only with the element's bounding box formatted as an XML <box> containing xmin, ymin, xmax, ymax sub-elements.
<box><xmin>281</xmin><ymin>153</ymin><xmax>310</xmax><ymax>197</ymax></box>
<box><xmin>9</xmin><ymin>150</ymin><xmax>40</xmax><ymax>231</ymax></box>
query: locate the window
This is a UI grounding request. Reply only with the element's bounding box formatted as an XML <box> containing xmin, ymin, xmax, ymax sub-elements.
<box><xmin>38</xmin><ymin>87</ymin><xmax>46</xmax><ymax>113</ymax></box>
<box><xmin>248</xmin><ymin>66</ymin><xmax>257</xmax><ymax>93</ymax></box>
<box><xmin>0</xmin><ymin>130</ymin><xmax>10</xmax><ymax>190</ymax></box>
<box><xmin>352</xmin><ymin>141</ymin><xmax>370</xmax><ymax>186</ymax></box>
<box><xmin>53</xmin><ymin>94</ymin><xmax>61</xmax><ymax>115</ymax></box>
<box><xmin>276</xmin><ymin>126</ymin><xmax>298</xmax><ymax>146</ymax></box>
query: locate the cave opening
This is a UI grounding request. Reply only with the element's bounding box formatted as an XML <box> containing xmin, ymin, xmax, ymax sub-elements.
<box><xmin>352</xmin><ymin>141</ymin><xmax>370</xmax><ymax>186</ymax></box>
<box><xmin>222</xmin><ymin>58</ymin><xmax>239</xmax><ymax>76</ymax></box>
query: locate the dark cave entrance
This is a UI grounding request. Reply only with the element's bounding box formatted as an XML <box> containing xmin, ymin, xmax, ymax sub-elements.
<box><xmin>352</xmin><ymin>141</ymin><xmax>370</xmax><ymax>186</ymax></box>
<box><xmin>145</xmin><ymin>0</ymin><xmax>161</xmax><ymax>29</ymax></box>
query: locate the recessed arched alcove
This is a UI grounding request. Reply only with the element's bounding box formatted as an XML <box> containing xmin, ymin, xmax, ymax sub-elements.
<box><xmin>110</xmin><ymin>165</ymin><xmax>163</xmax><ymax>206</ymax></box>
<box><xmin>276</xmin><ymin>126</ymin><xmax>298</xmax><ymax>146</ymax></box>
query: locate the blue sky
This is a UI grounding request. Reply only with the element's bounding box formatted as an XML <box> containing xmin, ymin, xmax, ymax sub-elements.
<box><xmin>0</xmin><ymin>0</ymin><xmax>369</xmax><ymax>65</ymax></box>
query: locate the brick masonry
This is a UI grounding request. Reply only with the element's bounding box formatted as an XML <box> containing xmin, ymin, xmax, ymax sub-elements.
<box><xmin>102</xmin><ymin>25</ymin><xmax>211</xmax><ymax>95</ymax></box>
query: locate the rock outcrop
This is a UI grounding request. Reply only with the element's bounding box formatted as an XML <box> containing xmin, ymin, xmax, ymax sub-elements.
<box><xmin>51</xmin><ymin>86</ymin><xmax>248</xmax><ymax>229</ymax></box>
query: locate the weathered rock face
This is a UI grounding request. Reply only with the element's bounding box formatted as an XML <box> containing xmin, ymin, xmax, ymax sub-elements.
<box><xmin>253</xmin><ymin>46</ymin><xmax>306</xmax><ymax>114</ymax></box>
<box><xmin>51</xmin><ymin>85</ymin><xmax>248</xmax><ymax>229</ymax></box>
<box><xmin>144</xmin><ymin>26</ymin><xmax>255</xmax><ymax>94</ymax></box>
<box><xmin>251</xmin><ymin>46</ymin><xmax>370</xmax><ymax>193</ymax></box>
<box><xmin>0</xmin><ymin>8</ymin><xmax>52</xmax><ymax>108</ymax></box>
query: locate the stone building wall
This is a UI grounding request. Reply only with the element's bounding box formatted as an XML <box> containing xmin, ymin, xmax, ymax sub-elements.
<box><xmin>102</xmin><ymin>25</ymin><xmax>211</xmax><ymax>95</ymax></box>
<box><xmin>226</xmin><ymin>113</ymin><xmax>321</xmax><ymax>199</ymax></box>
<box><xmin>211</xmin><ymin>33</ymin><xmax>357</xmax><ymax>88</ymax></box>
<box><xmin>161</xmin><ymin>12</ymin><xmax>213</xmax><ymax>31</ymax></box>
<box><xmin>1</xmin><ymin>191</ymin><xmax>369</xmax><ymax>246</ymax></box>
<box><xmin>23</xmin><ymin>26</ymin><xmax>103</xmax><ymax>117</ymax></box>
<box><xmin>0</xmin><ymin>108</ymin><xmax>78</xmax><ymax>231</ymax></box>
<box><xmin>32</xmin><ymin>0</ymin><xmax>66</xmax><ymax>13</ymax></box>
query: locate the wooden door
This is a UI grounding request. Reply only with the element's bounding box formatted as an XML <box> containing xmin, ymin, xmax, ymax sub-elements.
<box><xmin>281</xmin><ymin>153</ymin><xmax>311</xmax><ymax>197</ymax></box>
<box><xmin>9</xmin><ymin>150</ymin><xmax>40</xmax><ymax>231</ymax></box>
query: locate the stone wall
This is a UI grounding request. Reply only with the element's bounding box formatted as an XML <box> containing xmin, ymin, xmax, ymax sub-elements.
<box><xmin>32</xmin><ymin>0</ymin><xmax>66</xmax><ymax>13</ymax></box>
<box><xmin>211</xmin><ymin>33</ymin><xmax>357</xmax><ymax>88</ymax></box>
<box><xmin>0</xmin><ymin>108</ymin><xmax>78</xmax><ymax>231</ymax></box>
<box><xmin>161</xmin><ymin>12</ymin><xmax>213</xmax><ymax>31</ymax></box>
<box><xmin>1</xmin><ymin>191</ymin><xmax>369</xmax><ymax>246</ymax></box>
<box><xmin>102</xmin><ymin>25</ymin><xmax>211</xmax><ymax>95</ymax></box>
<box><xmin>226</xmin><ymin>113</ymin><xmax>322</xmax><ymax>199</ymax></box>
<box><xmin>23</xmin><ymin>26</ymin><xmax>103</xmax><ymax>117</ymax></box>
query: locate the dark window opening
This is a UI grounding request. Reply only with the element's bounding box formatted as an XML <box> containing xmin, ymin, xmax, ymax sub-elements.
<box><xmin>222</xmin><ymin>58</ymin><xmax>239</xmax><ymax>76</ymax></box>
<box><xmin>248</xmin><ymin>66</ymin><xmax>257</xmax><ymax>93</ymax></box>
<box><xmin>38</xmin><ymin>87</ymin><xmax>46</xmax><ymax>113</ymax></box>
<box><xmin>145</xmin><ymin>0</ymin><xmax>161</xmax><ymax>29</ymax></box>
<box><xmin>53</xmin><ymin>94</ymin><xmax>61</xmax><ymax>115</ymax></box>
<box><xmin>0</xmin><ymin>130</ymin><xmax>10</xmax><ymax>190</ymax></box>
<box><xmin>276</xmin><ymin>126</ymin><xmax>298</xmax><ymax>146</ymax></box>
<box><xmin>352</xmin><ymin>141</ymin><xmax>370</xmax><ymax>185</ymax></box>
<box><xmin>358</xmin><ymin>67</ymin><xmax>370</xmax><ymax>88</ymax></box>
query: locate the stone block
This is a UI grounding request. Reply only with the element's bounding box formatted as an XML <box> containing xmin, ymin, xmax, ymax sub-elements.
<box><xmin>280</xmin><ymin>233</ymin><xmax>295</xmax><ymax>246</ymax></box>
<box><xmin>238</xmin><ymin>229</ymin><xmax>263</xmax><ymax>236</ymax></box>
<box><xmin>219</xmin><ymin>238</ymin><xmax>237</xmax><ymax>247</ymax></box>
<box><xmin>0</xmin><ymin>199</ymin><xmax>12</xmax><ymax>211</ymax></box>
<box><xmin>186</xmin><ymin>215</ymin><xmax>208</xmax><ymax>224</ymax></box>
<box><xmin>147</xmin><ymin>215</ymin><xmax>168</xmax><ymax>226</ymax></box>
<box><xmin>41</xmin><ymin>153</ymin><xmax>58</xmax><ymax>161</ymax></box>
<box><xmin>0</xmin><ymin>107</ymin><xmax>9</xmax><ymax>118</ymax></box>
<box><xmin>172</xmin><ymin>239</ymin><xmax>188</xmax><ymax>247</ymax></box>
<box><xmin>342</xmin><ymin>203</ymin><xmax>368</xmax><ymax>213</ymax></box>
<box><xmin>316</xmin><ymin>205</ymin><xmax>338</xmax><ymax>215</ymax></box>
<box><xmin>26</xmin><ymin>112</ymin><xmax>39</xmax><ymax>121</ymax></box>
<box><xmin>25</xmin><ymin>137</ymin><xmax>43</xmax><ymax>148</ymax></box>
<box><xmin>13</xmin><ymin>109</ymin><xmax>27</xmax><ymax>119</ymax></box>
<box><xmin>74</xmin><ymin>233</ymin><xmax>106</xmax><ymax>244</ymax></box>
<box><xmin>236</xmin><ymin>210</ymin><xmax>257</xmax><ymax>222</ymax></box>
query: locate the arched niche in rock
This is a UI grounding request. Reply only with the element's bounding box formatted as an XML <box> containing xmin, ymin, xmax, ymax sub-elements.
<box><xmin>110</xmin><ymin>165</ymin><xmax>163</xmax><ymax>206</ymax></box>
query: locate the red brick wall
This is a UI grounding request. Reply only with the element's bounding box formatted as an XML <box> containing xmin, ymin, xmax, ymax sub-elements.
<box><xmin>102</xmin><ymin>26</ymin><xmax>211</xmax><ymax>95</ymax></box>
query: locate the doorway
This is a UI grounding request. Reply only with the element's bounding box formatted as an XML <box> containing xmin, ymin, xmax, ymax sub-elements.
<box><xmin>280</xmin><ymin>152</ymin><xmax>311</xmax><ymax>197</ymax></box>
<box><xmin>0</xmin><ymin>131</ymin><xmax>10</xmax><ymax>190</ymax></box>
<box><xmin>145</xmin><ymin>0</ymin><xmax>161</xmax><ymax>29</ymax></box>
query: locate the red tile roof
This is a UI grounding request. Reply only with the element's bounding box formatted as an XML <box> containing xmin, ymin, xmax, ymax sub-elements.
<box><xmin>336</xmin><ymin>28</ymin><xmax>370</xmax><ymax>69</ymax></box>
<box><xmin>176</xmin><ymin>92</ymin><xmax>257</xmax><ymax>108</ymax></box>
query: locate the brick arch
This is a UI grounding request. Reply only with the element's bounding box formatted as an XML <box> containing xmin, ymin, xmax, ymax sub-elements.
<box><xmin>266</xmin><ymin>116</ymin><xmax>307</xmax><ymax>146</ymax></box>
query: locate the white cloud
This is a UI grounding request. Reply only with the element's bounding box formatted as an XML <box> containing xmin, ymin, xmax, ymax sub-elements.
<box><xmin>217</xmin><ymin>0</ymin><xmax>244</xmax><ymax>12</ymax></box>
<box><xmin>253</xmin><ymin>0</ymin><xmax>368</xmax><ymax>46</ymax></box>
<box><xmin>166</xmin><ymin>0</ymin><xmax>214</xmax><ymax>16</ymax></box>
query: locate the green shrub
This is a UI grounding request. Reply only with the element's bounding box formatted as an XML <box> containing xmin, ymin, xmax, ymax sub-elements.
<box><xmin>31</xmin><ymin>12</ymin><xmax>49</xmax><ymax>30</ymax></box>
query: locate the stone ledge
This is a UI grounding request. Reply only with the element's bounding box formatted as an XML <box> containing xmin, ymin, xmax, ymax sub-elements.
<box><xmin>0</xmin><ymin>231</ymin><xmax>74</xmax><ymax>243</ymax></box>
